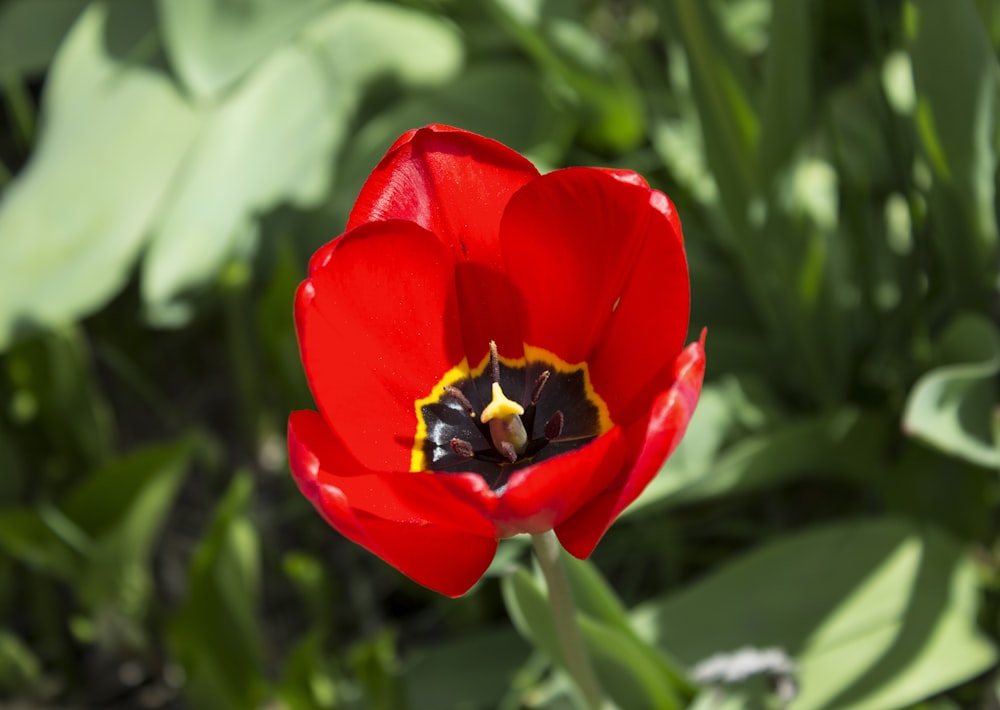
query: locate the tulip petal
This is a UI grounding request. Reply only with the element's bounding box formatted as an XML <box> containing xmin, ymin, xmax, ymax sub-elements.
<box><xmin>491</xmin><ymin>425</ymin><xmax>627</xmax><ymax>537</ymax></box>
<box><xmin>347</xmin><ymin>124</ymin><xmax>538</xmax><ymax>268</ymax></box>
<box><xmin>499</xmin><ymin>168</ymin><xmax>689</xmax><ymax>420</ymax></box>
<box><xmin>554</xmin><ymin>336</ymin><xmax>706</xmax><ymax>558</ymax></box>
<box><xmin>288</xmin><ymin>410</ymin><xmax>498</xmax><ymax>597</ymax></box>
<box><xmin>296</xmin><ymin>221</ymin><xmax>465</xmax><ymax>471</ymax></box>
<box><xmin>347</xmin><ymin>124</ymin><xmax>539</xmax><ymax>364</ymax></box>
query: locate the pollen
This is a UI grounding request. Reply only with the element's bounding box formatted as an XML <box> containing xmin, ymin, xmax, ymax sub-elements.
<box><xmin>480</xmin><ymin>382</ymin><xmax>524</xmax><ymax>423</ymax></box>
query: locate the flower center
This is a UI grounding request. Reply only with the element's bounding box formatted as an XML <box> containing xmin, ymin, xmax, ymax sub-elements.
<box><xmin>411</xmin><ymin>341</ymin><xmax>613</xmax><ymax>490</ymax></box>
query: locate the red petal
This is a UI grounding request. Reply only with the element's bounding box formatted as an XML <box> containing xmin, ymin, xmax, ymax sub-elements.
<box><xmin>554</xmin><ymin>336</ymin><xmax>706</xmax><ymax>558</ymax></box>
<box><xmin>296</xmin><ymin>221</ymin><xmax>465</xmax><ymax>471</ymax></box>
<box><xmin>347</xmin><ymin>125</ymin><xmax>539</xmax><ymax>363</ymax></box>
<box><xmin>347</xmin><ymin>125</ymin><xmax>538</xmax><ymax>266</ymax></box>
<box><xmin>499</xmin><ymin>168</ymin><xmax>689</xmax><ymax>420</ymax></box>
<box><xmin>288</xmin><ymin>410</ymin><xmax>498</xmax><ymax>597</ymax></box>
<box><xmin>490</xmin><ymin>426</ymin><xmax>628</xmax><ymax>537</ymax></box>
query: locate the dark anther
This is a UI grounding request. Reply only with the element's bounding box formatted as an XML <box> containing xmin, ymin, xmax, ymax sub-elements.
<box><xmin>489</xmin><ymin>340</ymin><xmax>500</xmax><ymax>384</ymax></box>
<box><xmin>529</xmin><ymin>370</ymin><xmax>550</xmax><ymax>406</ymax></box>
<box><xmin>497</xmin><ymin>440</ymin><xmax>518</xmax><ymax>464</ymax></box>
<box><xmin>450</xmin><ymin>438</ymin><xmax>475</xmax><ymax>458</ymax></box>
<box><xmin>443</xmin><ymin>386</ymin><xmax>475</xmax><ymax>417</ymax></box>
<box><xmin>544</xmin><ymin>411</ymin><xmax>564</xmax><ymax>440</ymax></box>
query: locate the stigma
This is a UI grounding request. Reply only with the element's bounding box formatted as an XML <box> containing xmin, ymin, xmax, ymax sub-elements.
<box><xmin>480</xmin><ymin>342</ymin><xmax>528</xmax><ymax>460</ymax></box>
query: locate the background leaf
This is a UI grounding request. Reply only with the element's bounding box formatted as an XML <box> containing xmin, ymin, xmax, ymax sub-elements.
<box><xmin>632</xmin><ymin>518</ymin><xmax>997</xmax><ymax>710</ymax></box>
<box><xmin>0</xmin><ymin>2</ymin><xmax>199</xmax><ymax>349</ymax></box>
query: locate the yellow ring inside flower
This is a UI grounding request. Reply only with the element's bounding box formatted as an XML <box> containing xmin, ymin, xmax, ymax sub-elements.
<box><xmin>410</xmin><ymin>345</ymin><xmax>613</xmax><ymax>480</ymax></box>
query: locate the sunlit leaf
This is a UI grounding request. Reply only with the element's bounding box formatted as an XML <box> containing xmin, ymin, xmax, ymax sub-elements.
<box><xmin>140</xmin><ymin>45</ymin><xmax>336</xmax><ymax>324</ymax></box>
<box><xmin>157</xmin><ymin>0</ymin><xmax>329</xmax><ymax>99</ymax></box>
<box><xmin>632</xmin><ymin>518</ymin><xmax>997</xmax><ymax>710</ymax></box>
<box><xmin>903</xmin><ymin>313</ymin><xmax>1000</xmax><ymax>469</ymax></box>
<box><xmin>0</xmin><ymin>2</ymin><xmax>200</xmax><ymax>351</ymax></box>
<box><xmin>302</xmin><ymin>1</ymin><xmax>464</xmax><ymax>89</ymax></box>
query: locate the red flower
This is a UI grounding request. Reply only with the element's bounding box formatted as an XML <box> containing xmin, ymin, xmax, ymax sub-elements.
<box><xmin>288</xmin><ymin>125</ymin><xmax>705</xmax><ymax>597</ymax></box>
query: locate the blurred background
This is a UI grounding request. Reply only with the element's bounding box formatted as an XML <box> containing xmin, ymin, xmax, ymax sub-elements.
<box><xmin>0</xmin><ymin>0</ymin><xmax>998</xmax><ymax>708</ymax></box>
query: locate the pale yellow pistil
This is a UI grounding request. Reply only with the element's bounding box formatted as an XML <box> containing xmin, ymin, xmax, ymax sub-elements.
<box><xmin>481</xmin><ymin>381</ymin><xmax>528</xmax><ymax>459</ymax></box>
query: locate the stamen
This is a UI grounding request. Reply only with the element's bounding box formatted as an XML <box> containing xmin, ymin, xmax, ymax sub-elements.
<box><xmin>497</xmin><ymin>441</ymin><xmax>518</xmax><ymax>464</ymax></box>
<box><xmin>544</xmin><ymin>411</ymin><xmax>564</xmax><ymax>440</ymax></box>
<box><xmin>450</xmin><ymin>438</ymin><xmax>475</xmax><ymax>458</ymax></box>
<box><xmin>530</xmin><ymin>370</ymin><xmax>550</xmax><ymax>405</ymax></box>
<box><xmin>443</xmin><ymin>386</ymin><xmax>475</xmax><ymax>417</ymax></box>
<box><xmin>489</xmin><ymin>340</ymin><xmax>501</xmax><ymax>384</ymax></box>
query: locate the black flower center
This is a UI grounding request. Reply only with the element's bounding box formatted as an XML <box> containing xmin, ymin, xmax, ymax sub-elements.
<box><xmin>411</xmin><ymin>342</ymin><xmax>612</xmax><ymax>490</ymax></box>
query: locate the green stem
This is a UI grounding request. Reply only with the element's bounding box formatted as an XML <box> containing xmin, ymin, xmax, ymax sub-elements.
<box><xmin>531</xmin><ymin>530</ymin><xmax>609</xmax><ymax>710</ymax></box>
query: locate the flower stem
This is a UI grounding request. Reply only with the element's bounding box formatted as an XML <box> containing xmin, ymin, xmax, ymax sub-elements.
<box><xmin>531</xmin><ymin>530</ymin><xmax>609</xmax><ymax>710</ymax></box>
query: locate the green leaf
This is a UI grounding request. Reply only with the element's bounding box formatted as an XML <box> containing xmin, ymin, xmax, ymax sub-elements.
<box><xmin>302</xmin><ymin>1</ymin><xmax>464</xmax><ymax>89</ymax></box>
<box><xmin>157</xmin><ymin>0</ymin><xmax>329</xmax><ymax>99</ymax></box>
<box><xmin>903</xmin><ymin>313</ymin><xmax>1000</xmax><ymax>469</ymax></box>
<box><xmin>140</xmin><ymin>45</ymin><xmax>337</xmax><ymax>324</ymax></box>
<box><xmin>629</xmin><ymin>387</ymin><xmax>887</xmax><ymax>514</ymax></box>
<box><xmin>757</xmin><ymin>0</ymin><xmax>813</xmax><ymax>181</ymax></box>
<box><xmin>502</xmin><ymin>567</ymin><xmax>685</xmax><ymax>710</ymax></box>
<box><xmin>275</xmin><ymin>631</ymin><xmax>340</xmax><ymax>710</ymax></box>
<box><xmin>167</xmin><ymin>473</ymin><xmax>265</xmax><ymax>710</ymax></box>
<box><xmin>907</xmin><ymin>0</ymin><xmax>999</xmax><ymax>298</ymax></box>
<box><xmin>0</xmin><ymin>2</ymin><xmax>200</xmax><ymax>351</ymax></box>
<box><xmin>659</xmin><ymin>0</ymin><xmax>759</xmax><ymax>224</ymax></box>
<box><xmin>66</xmin><ymin>435</ymin><xmax>198</xmax><ymax>648</ymax></box>
<box><xmin>489</xmin><ymin>0</ymin><xmax>644</xmax><ymax>152</ymax></box>
<box><xmin>142</xmin><ymin>1</ymin><xmax>464</xmax><ymax>324</ymax></box>
<box><xmin>404</xmin><ymin>627</ymin><xmax>530</xmax><ymax>710</ymax></box>
<box><xmin>0</xmin><ymin>507</ymin><xmax>80</xmax><ymax>580</ymax></box>
<box><xmin>632</xmin><ymin>517</ymin><xmax>997</xmax><ymax>710</ymax></box>
<box><xmin>61</xmin><ymin>434</ymin><xmax>199</xmax><ymax>539</ymax></box>
<box><xmin>0</xmin><ymin>629</ymin><xmax>41</xmax><ymax>696</ymax></box>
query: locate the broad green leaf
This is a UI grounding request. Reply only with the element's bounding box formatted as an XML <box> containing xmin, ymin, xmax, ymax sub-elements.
<box><xmin>630</xmin><ymin>402</ymin><xmax>886</xmax><ymax>515</ymax></box>
<box><xmin>404</xmin><ymin>627</ymin><xmax>530</xmax><ymax>710</ymax></box>
<box><xmin>502</xmin><ymin>567</ymin><xmax>685</xmax><ymax>710</ymax></box>
<box><xmin>157</xmin><ymin>0</ymin><xmax>329</xmax><ymax>98</ymax></box>
<box><xmin>632</xmin><ymin>517</ymin><xmax>997</xmax><ymax>710</ymax></box>
<box><xmin>141</xmin><ymin>45</ymin><xmax>337</xmax><ymax>324</ymax></box>
<box><xmin>0</xmin><ymin>2</ymin><xmax>200</xmax><ymax>351</ymax></box>
<box><xmin>302</xmin><ymin>1</ymin><xmax>464</xmax><ymax>89</ymax></box>
<box><xmin>167</xmin><ymin>473</ymin><xmax>265</xmax><ymax>710</ymax></box>
<box><xmin>142</xmin><ymin>1</ymin><xmax>463</xmax><ymax>324</ymax></box>
<box><xmin>903</xmin><ymin>313</ymin><xmax>1000</xmax><ymax>469</ymax></box>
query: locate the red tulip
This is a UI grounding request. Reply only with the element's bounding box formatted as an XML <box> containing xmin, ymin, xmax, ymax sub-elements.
<box><xmin>288</xmin><ymin>125</ymin><xmax>705</xmax><ymax>597</ymax></box>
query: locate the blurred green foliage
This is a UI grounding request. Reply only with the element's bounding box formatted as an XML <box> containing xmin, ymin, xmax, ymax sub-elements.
<box><xmin>0</xmin><ymin>0</ymin><xmax>998</xmax><ymax>708</ymax></box>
